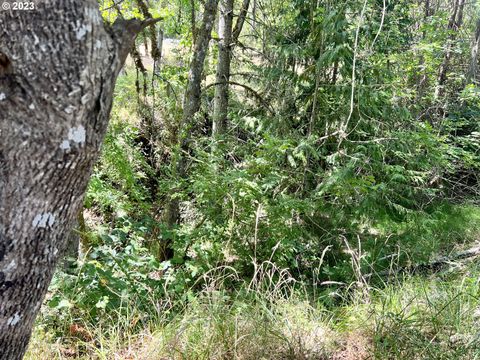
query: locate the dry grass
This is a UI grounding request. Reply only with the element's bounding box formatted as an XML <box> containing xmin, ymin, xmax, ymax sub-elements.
<box><xmin>26</xmin><ymin>214</ymin><xmax>480</xmax><ymax>360</ymax></box>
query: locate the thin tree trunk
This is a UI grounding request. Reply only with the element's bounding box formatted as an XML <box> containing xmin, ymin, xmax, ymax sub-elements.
<box><xmin>232</xmin><ymin>0</ymin><xmax>251</xmax><ymax>43</ymax></box>
<box><xmin>309</xmin><ymin>64</ymin><xmax>322</xmax><ymax>136</ymax></box>
<box><xmin>131</xmin><ymin>44</ymin><xmax>148</xmax><ymax>97</ymax></box>
<box><xmin>435</xmin><ymin>0</ymin><xmax>465</xmax><ymax>98</ymax></box>
<box><xmin>425</xmin><ymin>0</ymin><xmax>430</xmax><ymax>17</ymax></box>
<box><xmin>467</xmin><ymin>18</ymin><xmax>480</xmax><ymax>84</ymax></box>
<box><xmin>213</xmin><ymin>0</ymin><xmax>234</xmax><ymax>136</ymax></box>
<box><xmin>154</xmin><ymin>26</ymin><xmax>164</xmax><ymax>75</ymax></box>
<box><xmin>212</xmin><ymin>0</ymin><xmax>250</xmax><ymax>136</ymax></box>
<box><xmin>0</xmin><ymin>3</ymin><xmax>155</xmax><ymax>358</ymax></box>
<box><xmin>135</xmin><ymin>0</ymin><xmax>161</xmax><ymax>65</ymax></box>
<box><xmin>164</xmin><ymin>0</ymin><xmax>219</xmax><ymax>255</ymax></box>
<box><xmin>183</xmin><ymin>0</ymin><xmax>219</xmax><ymax>124</ymax></box>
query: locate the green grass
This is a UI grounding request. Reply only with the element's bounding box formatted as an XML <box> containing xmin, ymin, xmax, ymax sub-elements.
<box><xmin>370</xmin><ymin>266</ymin><xmax>480</xmax><ymax>359</ymax></box>
<box><xmin>27</xmin><ymin>263</ymin><xmax>480</xmax><ymax>359</ymax></box>
<box><xmin>26</xmin><ymin>203</ymin><xmax>480</xmax><ymax>359</ymax></box>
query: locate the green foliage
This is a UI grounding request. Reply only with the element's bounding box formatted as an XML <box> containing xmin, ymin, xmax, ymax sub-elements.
<box><xmin>85</xmin><ymin>119</ymin><xmax>152</xmax><ymax>217</ymax></box>
<box><xmin>40</xmin><ymin>219</ymin><xmax>164</xmax><ymax>333</ymax></box>
<box><xmin>371</xmin><ymin>267</ymin><xmax>480</xmax><ymax>359</ymax></box>
<box><xmin>32</xmin><ymin>0</ymin><xmax>480</xmax><ymax>357</ymax></box>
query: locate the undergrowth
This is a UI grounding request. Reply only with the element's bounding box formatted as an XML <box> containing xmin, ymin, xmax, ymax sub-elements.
<box><xmin>25</xmin><ymin>203</ymin><xmax>480</xmax><ymax>359</ymax></box>
<box><xmin>27</xmin><ymin>249</ymin><xmax>480</xmax><ymax>359</ymax></box>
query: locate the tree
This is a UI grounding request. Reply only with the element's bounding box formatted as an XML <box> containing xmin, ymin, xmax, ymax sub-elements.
<box><xmin>467</xmin><ymin>18</ymin><xmax>480</xmax><ymax>84</ymax></box>
<box><xmin>435</xmin><ymin>0</ymin><xmax>466</xmax><ymax>98</ymax></box>
<box><xmin>0</xmin><ymin>2</ymin><xmax>156</xmax><ymax>358</ymax></box>
<box><xmin>213</xmin><ymin>0</ymin><xmax>234</xmax><ymax>135</ymax></box>
<box><xmin>213</xmin><ymin>0</ymin><xmax>250</xmax><ymax>135</ymax></box>
<box><xmin>182</xmin><ymin>0</ymin><xmax>220</xmax><ymax>126</ymax></box>
<box><xmin>164</xmin><ymin>0</ymin><xmax>219</xmax><ymax>238</ymax></box>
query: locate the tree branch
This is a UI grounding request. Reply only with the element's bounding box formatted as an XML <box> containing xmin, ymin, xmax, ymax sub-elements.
<box><xmin>205</xmin><ymin>80</ymin><xmax>274</xmax><ymax>114</ymax></box>
<box><xmin>232</xmin><ymin>0</ymin><xmax>250</xmax><ymax>43</ymax></box>
<box><xmin>110</xmin><ymin>17</ymin><xmax>163</xmax><ymax>66</ymax></box>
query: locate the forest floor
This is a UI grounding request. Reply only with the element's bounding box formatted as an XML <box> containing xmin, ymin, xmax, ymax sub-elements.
<box><xmin>26</xmin><ymin>203</ymin><xmax>480</xmax><ymax>360</ymax></box>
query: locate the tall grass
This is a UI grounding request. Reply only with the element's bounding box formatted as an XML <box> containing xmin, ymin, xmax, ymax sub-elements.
<box><xmin>26</xmin><ymin>203</ymin><xmax>480</xmax><ymax>359</ymax></box>
<box><xmin>27</xmin><ymin>261</ymin><xmax>480</xmax><ymax>359</ymax></box>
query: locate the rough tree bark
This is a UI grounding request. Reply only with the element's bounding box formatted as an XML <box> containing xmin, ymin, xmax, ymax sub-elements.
<box><xmin>213</xmin><ymin>0</ymin><xmax>234</xmax><ymax>135</ymax></box>
<box><xmin>0</xmin><ymin>2</ymin><xmax>156</xmax><ymax>358</ymax></box>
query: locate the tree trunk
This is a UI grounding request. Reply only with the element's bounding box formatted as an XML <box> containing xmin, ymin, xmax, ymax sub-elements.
<box><xmin>467</xmin><ymin>18</ymin><xmax>480</xmax><ymax>84</ymax></box>
<box><xmin>213</xmin><ymin>0</ymin><xmax>234</xmax><ymax>136</ymax></box>
<box><xmin>183</xmin><ymin>0</ymin><xmax>219</xmax><ymax>125</ymax></box>
<box><xmin>435</xmin><ymin>0</ymin><xmax>465</xmax><ymax>98</ymax></box>
<box><xmin>154</xmin><ymin>25</ymin><xmax>164</xmax><ymax>76</ymax></box>
<box><xmin>232</xmin><ymin>0</ymin><xmax>251</xmax><ymax>44</ymax></box>
<box><xmin>0</xmin><ymin>3</ymin><xmax>153</xmax><ymax>358</ymax></box>
<box><xmin>164</xmin><ymin>0</ymin><xmax>219</xmax><ymax>252</ymax></box>
<box><xmin>211</xmin><ymin>0</ymin><xmax>250</xmax><ymax>136</ymax></box>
